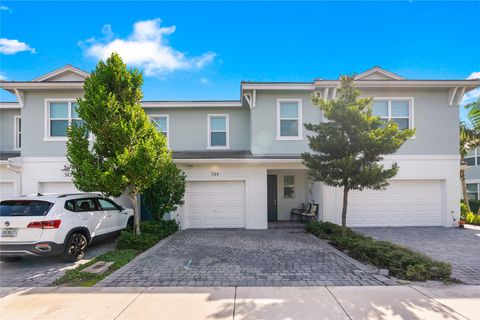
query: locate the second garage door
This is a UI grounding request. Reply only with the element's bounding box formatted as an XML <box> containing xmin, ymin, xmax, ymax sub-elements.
<box><xmin>0</xmin><ymin>182</ymin><xmax>15</xmax><ymax>200</ymax></box>
<box><xmin>347</xmin><ymin>180</ymin><xmax>443</xmax><ymax>227</ymax></box>
<box><xmin>185</xmin><ymin>181</ymin><xmax>245</xmax><ymax>229</ymax></box>
<box><xmin>39</xmin><ymin>182</ymin><xmax>79</xmax><ymax>194</ymax></box>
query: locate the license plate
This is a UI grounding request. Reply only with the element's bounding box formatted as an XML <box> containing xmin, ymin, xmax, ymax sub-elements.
<box><xmin>1</xmin><ymin>228</ymin><xmax>18</xmax><ymax>238</ymax></box>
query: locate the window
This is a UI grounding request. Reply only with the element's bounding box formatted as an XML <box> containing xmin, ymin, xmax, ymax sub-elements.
<box><xmin>372</xmin><ymin>98</ymin><xmax>413</xmax><ymax>130</ymax></box>
<box><xmin>14</xmin><ymin>116</ymin><xmax>21</xmax><ymax>150</ymax></box>
<box><xmin>64</xmin><ymin>199</ymin><xmax>99</xmax><ymax>212</ymax></box>
<box><xmin>283</xmin><ymin>175</ymin><xmax>295</xmax><ymax>199</ymax></box>
<box><xmin>467</xmin><ymin>183</ymin><xmax>479</xmax><ymax>200</ymax></box>
<box><xmin>277</xmin><ymin>99</ymin><xmax>302</xmax><ymax>140</ymax></box>
<box><xmin>45</xmin><ymin>99</ymin><xmax>83</xmax><ymax>140</ymax></box>
<box><xmin>75</xmin><ymin>199</ymin><xmax>98</xmax><ymax>212</ymax></box>
<box><xmin>98</xmin><ymin>198</ymin><xmax>119</xmax><ymax>211</ymax></box>
<box><xmin>464</xmin><ymin>148</ymin><xmax>480</xmax><ymax>166</ymax></box>
<box><xmin>150</xmin><ymin>115</ymin><xmax>169</xmax><ymax>141</ymax></box>
<box><xmin>208</xmin><ymin>114</ymin><xmax>229</xmax><ymax>149</ymax></box>
<box><xmin>1</xmin><ymin>200</ymin><xmax>53</xmax><ymax>217</ymax></box>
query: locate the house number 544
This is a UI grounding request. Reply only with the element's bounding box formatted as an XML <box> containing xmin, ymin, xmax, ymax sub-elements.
<box><xmin>211</xmin><ymin>171</ymin><xmax>219</xmax><ymax>176</ymax></box>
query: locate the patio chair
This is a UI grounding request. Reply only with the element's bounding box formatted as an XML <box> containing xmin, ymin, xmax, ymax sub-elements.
<box><xmin>290</xmin><ymin>203</ymin><xmax>310</xmax><ymax>221</ymax></box>
<box><xmin>301</xmin><ymin>203</ymin><xmax>318</xmax><ymax>223</ymax></box>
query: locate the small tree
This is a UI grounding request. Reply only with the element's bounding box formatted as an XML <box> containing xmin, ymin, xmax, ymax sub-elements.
<box><xmin>302</xmin><ymin>76</ymin><xmax>415</xmax><ymax>236</ymax></box>
<box><xmin>67</xmin><ymin>53</ymin><xmax>170</xmax><ymax>235</ymax></box>
<box><xmin>142</xmin><ymin>161</ymin><xmax>186</xmax><ymax>221</ymax></box>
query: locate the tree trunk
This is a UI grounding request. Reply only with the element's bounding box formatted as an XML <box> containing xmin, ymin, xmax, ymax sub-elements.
<box><xmin>460</xmin><ymin>167</ymin><xmax>471</xmax><ymax>213</ymax></box>
<box><xmin>341</xmin><ymin>187</ymin><xmax>349</xmax><ymax>237</ymax></box>
<box><xmin>129</xmin><ymin>192</ymin><xmax>141</xmax><ymax>235</ymax></box>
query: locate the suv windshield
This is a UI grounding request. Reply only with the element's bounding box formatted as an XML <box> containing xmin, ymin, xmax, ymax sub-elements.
<box><xmin>0</xmin><ymin>200</ymin><xmax>54</xmax><ymax>217</ymax></box>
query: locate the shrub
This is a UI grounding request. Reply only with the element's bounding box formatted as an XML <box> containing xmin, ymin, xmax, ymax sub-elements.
<box><xmin>460</xmin><ymin>201</ymin><xmax>469</xmax><ymax>220</ymax></box>
<box><xmin>116</xmin><ymin>220</ymin><xmax>178</xmax><ymax>251</ymax></box>
<box><xmin>465</xmin><ymin>212</ymin><xmax>480</xmax><ymax>225</ymax></box>
<box><xmin>306</xmin><ymin>221</ymin><xmax>452</xmax><ymax>281</ymax></box>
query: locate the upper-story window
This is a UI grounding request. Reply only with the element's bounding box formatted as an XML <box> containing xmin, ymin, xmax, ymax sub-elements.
<box><xmin>45</xmin><ymin>99</ymin><xmax>83</xmax><ymax>141</ymax></box>
<box><xmin>14</xmin><ymin>116</ymin><xmax>21</xmax><ymax>150</ymax></box>
<box><xmin>467</xmin><ymin>183</ymin><xmax>480</xmax><ymax>200</ymax></box>
<box><xmin>372</xmin><ymin>98</ymin><xmax>414</xmax><ymax>130</ymax></box>
<box><xmin>150</xmin><ymin>115</ymin><xmax>169</xmax><ymax>146</ymax></box>
<box><xmin>277</xmin><ymin>99</ymin><xmax>303</xmax><ymax>140</ymax></box>
<box><xmin>464</xmin><ymin>148</ymin><xmax>480</xmax><ymax>166</ymax></box>
<box><xmin>208</xmin><ymin>114</ymin><xmax>229</xmax><ymax>149</ymax></box>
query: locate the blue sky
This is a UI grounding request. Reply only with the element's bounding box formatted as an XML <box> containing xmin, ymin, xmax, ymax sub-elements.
<box><xmin>1</xmin><ymin>1</ymin><xmax>479</xmax><ymax>119</ymax></box>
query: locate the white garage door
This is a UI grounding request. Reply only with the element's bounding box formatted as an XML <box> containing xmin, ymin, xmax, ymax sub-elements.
<box><xmin>0</xmin><ymin>182</ymin><xmax>15</xmax><ymax>200</ymax></box>
<box><xmin>39</xmin><ymin>182</ymin><xmax>79</xmax><ymax>194</ymax></box>
<box><xmin>348</xmin><ymin>180</ymin><xmax>443</xmax><ymax>227</ymax></box>
<box><xmin>185</xmin><ymin>181</ymin><xmax>245</xmax><ymax>229</ymax></box>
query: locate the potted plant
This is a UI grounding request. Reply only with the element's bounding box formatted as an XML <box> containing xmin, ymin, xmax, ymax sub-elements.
<box><xmin>458</xmin><ymin>219</ymin><xmax>466</xmax><ymax>228</ymax></box>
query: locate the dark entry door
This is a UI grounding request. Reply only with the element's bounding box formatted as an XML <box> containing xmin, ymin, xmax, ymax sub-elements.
<box><xmin>267</xmin><ymin>175</ymin><xmax>277</xmax><ymax>221</ymax></box>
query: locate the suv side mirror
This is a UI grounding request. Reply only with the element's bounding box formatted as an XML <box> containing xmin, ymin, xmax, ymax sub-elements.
<box><xmin>118</xmin><ymin>205</ymin><xmax>125</xmax><ymax>211</ymax></box>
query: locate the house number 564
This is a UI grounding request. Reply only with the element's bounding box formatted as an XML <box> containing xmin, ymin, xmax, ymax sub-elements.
<box><xmin>211</xmin><ymin>171</ymin><xmax>219</xmax><ymax>176</ymax></box>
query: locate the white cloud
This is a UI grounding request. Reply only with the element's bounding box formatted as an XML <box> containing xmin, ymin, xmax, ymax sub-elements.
<box><xmin>467</xmin><ymin>72</ymin><xmax>480</xmax><ymax>80</ymax></box>
<box><xmin>200</xmin><ymin>78</ymin><xmax>209</xmax><ymax>84</ymax></box>
<box><xmin>0</xmin><ymin>73</ymin><xmax>6</xmax><ymax>81</ymax></box>
<box><xmin>0</xmin><ymin>5</ymin><xmax>10</xmax><ymax>11</ymax></box>
<box><xmin>80</xmin><ymin>19</ymin><xmax>216</xmax><ymax>76</ymax></box>
<box><xmin>0</xmin><ymin>38</ymin><xmax>36</xmax><ymax>55</ymax></box>
<box><xmin>460</xmin><ymin>72</ymin><xmax>480</xmax><ymax>106</ymax></box>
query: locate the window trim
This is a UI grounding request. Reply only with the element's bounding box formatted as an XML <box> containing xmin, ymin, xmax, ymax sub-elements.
<box><xmin>283</xmin><ymin>175</ymin><xmax>295</xmax><ymax>199</ymax></box>
<box><xmin>207</xmin><ymin>114</ymin><xmax>230</xmax><ymax>150</ymax></box>
<box><xmin>466</xmin><ymin>181</ymin><xmax>480</xmax><ymax>200</ymax></box>
<box><xmin>372</xmin><ymin>97</ymin><xmax>415</xmax><ymax>138</ymax></box>
<box><xmin>13</xmin><ymin>115</ymin><xmax>21</xmax><ymax>151</ymax></box>
<box><xmin>44</xmin><ymin>98</ymin><xmax>83</xmax><ymax>142</ymax></box>
<box><xmin>276</xmin><ymin>99</ymin><xmax>303</xmax><ymax>140</ymax></box>
<box><xmin>149</xmin><ymin>114</ymin><xmax>170</xmax><ymax>148</ymax></box>
<box><xmin>464</xmin><ymin>148</ymin><xmax>479</xmax><ymax>166</ymax></box>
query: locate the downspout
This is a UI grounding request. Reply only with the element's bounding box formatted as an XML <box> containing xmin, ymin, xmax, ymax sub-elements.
<box><xmin>7</xmin><ymin>159</ymin><xmax>22</xmax><ymax>196</ymax></box>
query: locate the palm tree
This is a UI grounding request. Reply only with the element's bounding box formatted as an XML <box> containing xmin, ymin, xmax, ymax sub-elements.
<box><xmin>460</xmin><ymin>121</ymin><xmax>480</xmax><ymax>212</ymax></box>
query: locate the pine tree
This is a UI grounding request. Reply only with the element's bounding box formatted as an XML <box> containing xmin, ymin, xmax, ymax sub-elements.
<box><xmin>302</xmin><ymin>76</ymin><xmax>415</xmax><ymax>236</ymax></box>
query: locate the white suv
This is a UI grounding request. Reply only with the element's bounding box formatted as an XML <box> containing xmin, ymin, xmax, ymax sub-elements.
<box><xmin>0</xmin><ymin>193</ymin><xmax>134</xmax><ymax>262</ymax></box>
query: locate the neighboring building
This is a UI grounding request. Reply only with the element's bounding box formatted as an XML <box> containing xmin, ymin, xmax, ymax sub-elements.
<box><xmin>1</xmin><ymin>65</ymin><xmax>478</xmax><ymax>229</ymax></box>
<box><xmin>464</xmin><ymin>147</ymin><xmax>480</xmax><ymax>201</ymax></box>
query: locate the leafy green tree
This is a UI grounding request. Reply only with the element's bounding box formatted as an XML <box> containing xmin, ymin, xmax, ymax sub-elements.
<box><xmin>302</xmin><ymin>76</ymin><xmax>415</xmax><ymax>236</ymax></box>
<box><xmin>142</xmin><ymin>161</ymin><xmax>186</xmax><ymax>221</ymax></box>
<box><xmin>459</xmin><ymin>122</ymin><xmax>480</xmax><ymax>213</ymax></box>
<box><xmin>67</xmin><ymin>53</ymin><xmax>171</xmax><ymax>235</ymax></box>
<box><xmin>466</xmin><ymin>97</ymin><xmax>480</xmax><ymax>128</ymax></box>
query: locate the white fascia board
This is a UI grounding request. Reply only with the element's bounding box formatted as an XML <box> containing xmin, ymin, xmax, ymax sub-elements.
<box><xmin>141</xmin><ymin>101</ymin><xmax>242</xmax><ymax>108</ymax></box>
<box><xmin>32</xmin><ymin>65</ymin><xmax>90</xmax><ymax>81</ymax></box>
<box><xmin>241</xmin><ymin>83</ymin><xmax>315</xmax><ymax>90</ymax></box>
<box><xmin>315</xmin><ymin>80</ymin><xmax>480</xmax><ymax>89</ymax></box>
<box><xmin>0</xmin><ymin>102</ymin><xmax>21</xmax><ymax>109</ymax></box>
<box><xmin>0</xmin><ymin>82</ymin><xmax>84</xmax><ymax>92</ymax></box>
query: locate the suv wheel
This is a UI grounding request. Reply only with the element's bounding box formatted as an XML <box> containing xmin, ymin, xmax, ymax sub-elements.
<box><xmin>62</xmin><ymin>233</ymin><xmax>87</xmax><ymax>262</ymax></box>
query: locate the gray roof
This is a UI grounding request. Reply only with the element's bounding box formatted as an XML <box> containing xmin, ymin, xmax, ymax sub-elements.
<box><xmin>172</xmin><ymin>151</ymin><xmax>301</xmax><ymax>160</ymax></box>
<box><xmin>0</xmin><ymin>151</ymin><xmax>20</xmax><ymax>161</ymax></box>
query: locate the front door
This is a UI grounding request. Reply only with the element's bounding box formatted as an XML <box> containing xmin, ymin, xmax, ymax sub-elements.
<box><xmin>267</xmin><ymin>175</ymin><xmax>277</xmax><ymax>221</ymax></box>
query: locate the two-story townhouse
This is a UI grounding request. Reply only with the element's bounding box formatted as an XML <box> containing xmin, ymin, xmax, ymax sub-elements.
<box><xmin>1</xmin><ymin>65</ymin><xmax>478</xmax><ymax>229</ymax></box>
<box><xmin>463</xmin><ymin>147</ymin><xmax>480</xmax><ymax>201</ymax></box>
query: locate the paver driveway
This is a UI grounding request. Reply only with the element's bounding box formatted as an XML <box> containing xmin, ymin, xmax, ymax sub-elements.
<box><xmin>98</xmin><ymin>229</ymin><xmax>393</xmax><ymax>287</ymax></box>
<box><xmin>0</xmin><ymin>239</ymin><xmax>115</xmax><ymax>289</ymax></box>
<box><xmin>355</xmin><ymin>227</ymin><xmax>480</xmax><ymax>285</ymax></box>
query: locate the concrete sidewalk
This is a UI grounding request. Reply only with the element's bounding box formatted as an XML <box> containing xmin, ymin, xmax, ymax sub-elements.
<box><xmin>0</xmin><ymin>285</ymin><xmax>478</xmax><ymax>320</ymax></box>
